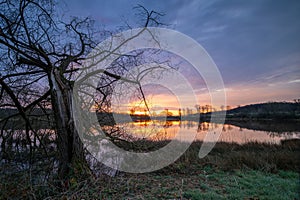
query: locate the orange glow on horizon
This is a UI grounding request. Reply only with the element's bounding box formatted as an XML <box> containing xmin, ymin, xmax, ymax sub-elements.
<box><xmin>109</xmin><ymin>81</ymin><xmax>297</xmax><ymax>114</ymax></box>
<box><xmin>132</xmin><ymin>110</ymin><xmax>148</xmax><ymax>115</ymax></box>
<box><xmin>126</xmin><ymin>92</ymin><xmax>181</xmax><ymax>116</ymax></box>
<box><xmin>128</xmin><ymin>109</ymin><xmax>180</xmax><ymax>116</ymax></box>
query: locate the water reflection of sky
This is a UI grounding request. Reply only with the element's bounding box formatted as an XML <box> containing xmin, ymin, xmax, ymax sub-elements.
<box><xmin>119</xmin><ymin>120</ymin><xmax>300</xmax><ymax>144</ymax></box>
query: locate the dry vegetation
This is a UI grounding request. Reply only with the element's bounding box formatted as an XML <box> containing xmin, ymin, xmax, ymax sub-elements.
<box><xmin>1</xmin><ymin>139</ymin><xmax>299</xmax><ymax>199</ymax></box>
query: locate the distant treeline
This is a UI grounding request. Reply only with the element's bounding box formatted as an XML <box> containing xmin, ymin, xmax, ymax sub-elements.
<box><xmin>1</xmin><ymin>102</ymin><xmax>300</xmax><ymax>124</ymax></box>
<box><xmin>226</xmin><ymin>102</ymin><xmax>300</xmax><ymax>120</ymax></box>
<box><xmin>0</xmin><ymin>108</ymin><xmax>52</xmax><ymax>118</ymax></box>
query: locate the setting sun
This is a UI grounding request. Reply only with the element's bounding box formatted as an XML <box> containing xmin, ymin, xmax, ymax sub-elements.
<box><xmin>131</xmin><ymin>110</ymin><xmax>147</xmax><ymax>115</ymax></box>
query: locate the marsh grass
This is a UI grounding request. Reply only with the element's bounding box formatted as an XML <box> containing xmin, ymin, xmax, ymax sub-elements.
<box><xmin>0</xmin><ymin>139</ymin><xmax>299</xmax><ymax>199</ymax></box>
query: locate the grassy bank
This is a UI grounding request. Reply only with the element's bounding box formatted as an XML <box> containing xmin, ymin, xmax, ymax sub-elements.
<box><xmin>1</xmin><ymin>168</ymin><xmax>298</xmax><ymax>199</ymax></box>
<box><xmin>1</xmin><ymin>140</ymin><xmax>299</xmax><ymax>199</ymax></box>
<box><xmin>76</xmin><ymin>169</ymin><xmax>299</xmax><ymax>199</ymax></box>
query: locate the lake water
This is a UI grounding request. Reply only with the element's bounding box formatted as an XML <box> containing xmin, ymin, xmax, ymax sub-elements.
<box><xmin>1</xmin><ymin>118</ymin><xmax>299</xmax><ymax>145</ymax></box>
<box><xmin>118</xmin><ymin>120</ymin><xmax>300</xmax><ymax>144</ymax></box>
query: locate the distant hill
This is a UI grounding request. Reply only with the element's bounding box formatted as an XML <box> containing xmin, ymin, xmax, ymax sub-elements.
<box><xmin>226</xmin><ymin>102</ymin><xmax>300</xmax><ymax>119</ymax></box>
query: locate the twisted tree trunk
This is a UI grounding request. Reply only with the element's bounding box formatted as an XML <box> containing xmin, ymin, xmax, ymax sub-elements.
<box><xmin>49</xmin><ymin>68</ymin><xmax>87</xmax><ymax>179</ymax></box>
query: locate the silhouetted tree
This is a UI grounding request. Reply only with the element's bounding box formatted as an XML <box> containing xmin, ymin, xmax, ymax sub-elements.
<box><xmin>195</xmin><ymin>104</ymin><xmax>201</xmax><ymax>114</ymax></box>
<box><xmin>0</xmin><ymin>0</ymin><xmax>164</xmax><ymax>179</ymax></box>
<box><xmin>294</xmin><ymin>99</ymin><xmax>300</xmax><ymax>104</ymax></box>
<box><xmin>220</xmin><ymin>105</ymin><xmax>225</xmax><ymax>111</ymax></box>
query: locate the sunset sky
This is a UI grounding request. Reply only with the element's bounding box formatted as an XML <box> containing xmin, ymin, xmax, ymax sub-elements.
<box><xmin>65</xmin><ymin>0</ymin><xmax>300</xmax><ymax>110</ymax></box>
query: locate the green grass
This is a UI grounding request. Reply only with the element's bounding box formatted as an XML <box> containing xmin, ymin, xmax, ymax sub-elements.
<box><xmin>89</xmin><ymin>169</ymin><xmax>299</xmax><ymax>200</ymax></box>
<box><xmin>183</xmin><ymin>169</ymin><xmax>299</xmax><ymax>200</ymax></box>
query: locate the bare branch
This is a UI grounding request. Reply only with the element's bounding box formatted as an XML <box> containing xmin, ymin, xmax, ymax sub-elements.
<box><xmin>0</xmin><ymin>70</ymin><xmax>44</xmax><ymax>81</ymax></box>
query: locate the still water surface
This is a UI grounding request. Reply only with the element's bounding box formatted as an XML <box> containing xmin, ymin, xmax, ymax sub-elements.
<box><xmin>119</xmin><ymin>120</ymin><xmax>300</xmax><ymax>144</ymax></box>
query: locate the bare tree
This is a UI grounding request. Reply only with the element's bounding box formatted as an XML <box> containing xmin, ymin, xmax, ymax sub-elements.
<box><xmin>0</xmin><ymin>0</ymin><xmax>164</xmax><ymax>179</ymax></box>
<box><xmin>220</xmin><ymin>105</ymin><xmax>225</xmax><ymax>111</ymax></box>
<box><xmin>195</xmin><ymin>104</ymin><xmax>201</xmax><ymax>113</ymax></box>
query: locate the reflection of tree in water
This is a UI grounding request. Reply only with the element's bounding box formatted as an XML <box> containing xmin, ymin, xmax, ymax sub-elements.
<box><xmin>186</xmin><ymin>121</ymin><xmax>194</xmax><ymax>129</ymax></box>
<box><xmin>197</xmin><ymin>122</ymin><xmax>211</xmax><ymax>132</ymax></box>
<box><xmin>214</xmin><ymin>123</ymin><xmax>219</xmax><ymax>129</ymax></box>
<box><xmin>197</xmin><ymin>123</ymin><xmax>202</xmax><ymax>132</ymax></box>
<box><xmin>103</xmin><ymin>120</ymin><xmax>300</xmax><ymax>144</ymax></box>
<box><xmin>111</xmin><ymin>120</ymin><xmax>180</xmax><ymax>141</ymax></box>
<box><xmin>267</xmin><ymin>131</ymin><xmax>299</xmax><ymax>138</ymax></box>
<box><xmin>222</xmin><ymin>126</ymin><xmax>226</xmax><ymax>132</ymax></box>
<box><xmin>221</xmin><ymin>124</ymin><xmax>233</xmax><ymax>132</ymax></box>
<box><xmin>163</xmin><ymin>121</ymin><xmax>174</xmax><ymax>128</ymax></box>
<box><xmin>197</xmin><ymin>122</ymin><xmax>234</xmax><ymax>133</ymax></box>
